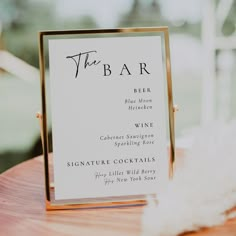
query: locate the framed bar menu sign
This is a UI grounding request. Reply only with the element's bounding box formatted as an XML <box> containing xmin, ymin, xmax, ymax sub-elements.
<box><xmin>38</xmin><ymin>27</ymin><xmax>175</xmax><ymax>210</ymax></box>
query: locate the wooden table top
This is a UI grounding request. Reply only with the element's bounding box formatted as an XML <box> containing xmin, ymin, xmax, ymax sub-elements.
<box><xmin>0</xmin><ymin>154</ymin><xmax>236</xmax><ymax>236</ymax></box>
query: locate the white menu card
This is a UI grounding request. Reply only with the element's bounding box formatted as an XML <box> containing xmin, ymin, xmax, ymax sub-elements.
<box><xmin>48</xmin><ymin>36</ymin><xmax>168</xmax><ymax>200</ymax></box>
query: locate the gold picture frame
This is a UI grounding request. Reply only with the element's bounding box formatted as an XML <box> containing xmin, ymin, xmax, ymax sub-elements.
<box><xmin>38</xmin><ymin>27</ymin><xmax>176</xmax><ymax>210</ymax></box>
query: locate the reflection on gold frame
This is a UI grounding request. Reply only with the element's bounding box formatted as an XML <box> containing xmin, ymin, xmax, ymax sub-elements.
<box><xmin>38</xmin><ymin>27</ymin><xmax>175</xmax><ymax>210</ymax></box>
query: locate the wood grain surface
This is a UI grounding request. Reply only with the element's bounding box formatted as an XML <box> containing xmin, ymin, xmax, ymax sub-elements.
<box><xmin>0</xmin><ymin>153</ymin><xmax>236</xmax><ymax>236</ymax></box>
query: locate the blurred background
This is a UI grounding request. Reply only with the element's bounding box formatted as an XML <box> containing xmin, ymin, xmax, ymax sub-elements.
<box><xmin>0</xmin><ymin>0</ymin><xmax>235</xmax><ymax>173</ymax></box>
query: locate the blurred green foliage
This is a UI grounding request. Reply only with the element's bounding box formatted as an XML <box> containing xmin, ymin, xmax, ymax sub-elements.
<box><xmin>0</xmin><ymin>0</ymin><xmax>97</xmax><ymax>67</ymax></box>
<box><xmin>1</xmin><ymin>0</ymin><xmax>235</xmax><ymax>68</ymax></box>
